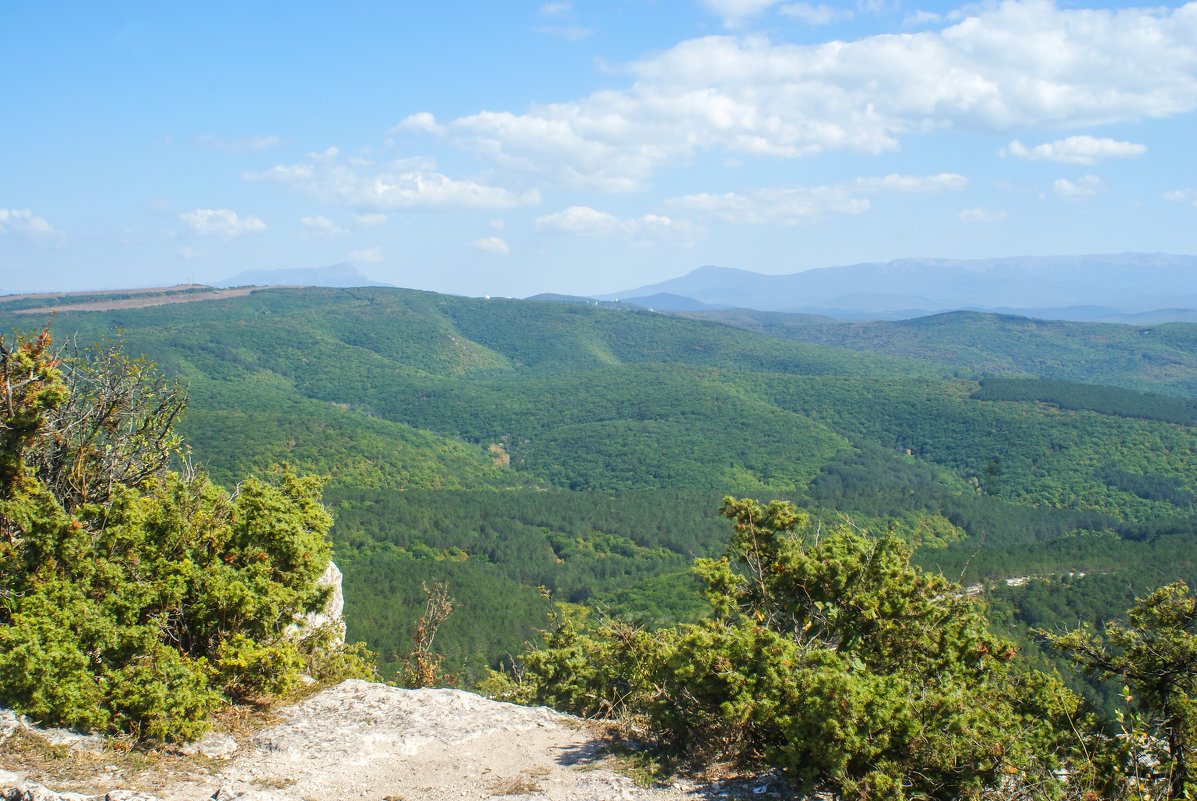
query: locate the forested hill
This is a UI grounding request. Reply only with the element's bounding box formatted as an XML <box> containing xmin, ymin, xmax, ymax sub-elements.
<box><xmin>672</xmin><ymin>308</ymin><xmax>1197</xmax><ymax>397</ymax></box>
<box><xmin>4</xmin><ymin>285</ymin><xmax>1197</xmax><ymax>690</ymax></box>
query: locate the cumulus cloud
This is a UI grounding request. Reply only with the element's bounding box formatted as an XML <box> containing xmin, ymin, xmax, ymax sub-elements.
<box><xmin>779</xmin><ymin>3</ymin><xmax>853</xmax><ymax>25</ymax></box>
<box><xmin>300</xmin><ymin>216</ymin><xmax>348</xmax><ymax>238</ymax></box>
<box><xmin>537</xmin><ymin>23</ymin><xmax>593</xmax><ymax>40</ymax></box>
<box><xmin>244</xmin><ymin>147</ymin><xmax>538</xmax><ymax>210</ymax></box>
<box><xmin>903</xmin><ymin>10</ymin><xmax>943</xmax><ymax>27</ymax></box>
<box><xmin>851</xmin><ymin>173</ymin><xmax>968</xmax><ymax>193</ymax></box>
<box><xmin>1052</xmin><ymin>175</ymin><xmax>1102</xmax><ymax>201</ymax></box>
<box><xmin>180</xmin><ymin>208</ymin><xmax>267</xmax><ymax>239</ymax></box>
<box><xmin>193</xmin><ymin>134</ymin><xmax>281</xmax><ymax>153</ymax></box>
<box><xmin>349</xmin><ymin>246</ymin><xmax>383</xmax><ymax>262</ymax></box>
<box><xmin>535</xmin><ymin>206</ymin><xmax>701</xmax><ymax>245</ymax></box>
<box><xmin>669</xmin><ymin>187</ymin><xmax>869</xmax><ymax>224</ymax></box>
<box><xmin>668</xmin><ymin>172</ymin><xmax>966</xmax><ymax>225</ymax></box>
<box><xmin>0</xmin><ymin>208</ymin><xmax>61</xmax><ymax>244</ymax></box>
<box><xmin>354</xmin><ymin>213</ymin><xmax>388</xmax><ymax>226</ymax></box>
<box><xmin>999</xmin><ymin>135</ymin><xmax>1147</xmax><ymax>164</ymax></box>
<box><xmin>178</xmin><ymin>245</ymin><xmax>206</xmax><ymax>259</ymax></box>
<box><xmin>1163</xmin><ymin>189</ymin><xmax>1197</xmax><ymax>206</ymax></box>
<box><xmin>958</xmin><ymin>207</ymin><xmax>1008</xmax><ymax>223</ymax></box>
<box><xmin>539</xmin><ymin>1</ymin><xmax>571</xmax><ymax>17</ymax></box>
<box><xmin>471</xmin><ymin>236</ymin><xmax>510</xmax><ymax>255</ymax></box>
<box><xmin>400</xmin><ymin>2</ymin><xmax>1197</xmax><ymax>190</ymax></box>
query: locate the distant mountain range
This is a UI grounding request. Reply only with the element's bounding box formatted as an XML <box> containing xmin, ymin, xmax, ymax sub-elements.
<box><xmin>600</xmin><ymin>253</ymin><xmax>1197</xmax><ymax>323</ymax></box>
<box><xmin>216</xmin><ymin>263</ymin><xmax>387</xmax><ymax>289</ymax></box>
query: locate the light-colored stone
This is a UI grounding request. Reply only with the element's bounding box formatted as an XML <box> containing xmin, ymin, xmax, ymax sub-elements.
<box><xmin>0</xmin><ymin>711</ymin><xmax>23</xmax><ymax>746</ymax></box>
<box><xmin>34</xmin><ymin>728</ymin><xmax>106</xmax><ymax>757</ymax></box>
<box><xmin>5</xmin><ymin>680</ymin><xmax>804</xmax><ymax>801</ymax></box>
<box><xmin>283</xmin><ymin>560</ymin><xmax>345</xmax><ymax>646</ymax></box>
<box><xmin>174</xmin><ymin>732</ymin><xmax>238</xmax><ymax>761</ymax></box>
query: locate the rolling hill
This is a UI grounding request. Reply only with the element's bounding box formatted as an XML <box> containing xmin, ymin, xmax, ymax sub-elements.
<box><xmin>5</xmin><ymin>285</ymin><xmax>1197</xmax><ymax>689</ymax></box>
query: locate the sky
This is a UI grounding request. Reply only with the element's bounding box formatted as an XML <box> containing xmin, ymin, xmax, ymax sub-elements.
<box><xmin>2</xmin><ymin>0</ymin><xmax>1196</xmax><ymax>299</ymax></box>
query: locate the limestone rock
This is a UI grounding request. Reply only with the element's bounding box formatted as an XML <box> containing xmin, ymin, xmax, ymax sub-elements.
<box><xmin>3</xmin><ymin>680</ymin><xmax>804</xmax><ymax>801</ymax></box>
<box><xmin>283</xmin><ymin>560</ymin><xmax>345</xmax><ymax>646</ymax></box>
<box><xmin>172</xmin><ymin>732</ymin><xmax>238</xmax><ymax>761</ymax></box>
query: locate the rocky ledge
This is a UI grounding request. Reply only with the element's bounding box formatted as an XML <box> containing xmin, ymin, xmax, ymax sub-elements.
<box><xmin>1</xmin><ymin>680</ymin><xmax>798</xmax><ymax>801</ymax></box>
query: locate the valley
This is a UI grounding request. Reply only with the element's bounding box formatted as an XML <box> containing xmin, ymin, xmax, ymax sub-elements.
<box><xmin>3</xmin><ymin>284</ymin><xmax>1194</xmax><ymax>707</ymax></box>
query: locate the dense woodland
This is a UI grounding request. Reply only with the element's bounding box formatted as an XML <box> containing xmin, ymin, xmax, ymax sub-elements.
<box><xmin>3</xmin><ymin>285</ymin><xmax>1197</xmax><ymax>796</ymax></box>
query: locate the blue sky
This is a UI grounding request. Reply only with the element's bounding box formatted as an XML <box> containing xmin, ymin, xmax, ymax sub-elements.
<box><xmin>2</xmin><ymin>0</ymin><xmax>1196</xmax><ymax>298</ymax></box>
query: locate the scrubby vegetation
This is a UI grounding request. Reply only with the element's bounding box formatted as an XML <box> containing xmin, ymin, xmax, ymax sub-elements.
<box><xmin>487</xmin><ymin>498</ymin><xmax>1197</xmax><ymax>800</ymax></box>
<box><xmin>0</xmin><ymin>329</ymin><xmax>373</xmax><ymax>742</ymax></box>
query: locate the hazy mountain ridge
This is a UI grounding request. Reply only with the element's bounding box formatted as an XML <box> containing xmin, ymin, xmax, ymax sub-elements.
<box><xmin>605</xmin><ymin>253</ymin><xmax>1197</xmax><ymax>321</ymax></box>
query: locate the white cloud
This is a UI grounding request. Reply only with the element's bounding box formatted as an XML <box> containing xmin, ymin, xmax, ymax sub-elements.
<box><xmin>539</xmin><ymin>1</ymin><xmax>571</xmax><ymax>17</ymax></box>
<box><xmin>0</xmin><ymin>208</ymin><xmax>61</xmax><ymax>244</ymax></box>
<box><xmin>349</xmin><ymin>246</ymin><xmax>383</xmax><ymax>262</ymax></box>
<box><xmin>300</xmin><ymin>216</ymin><xmax>348</xmax><ymax>238</ymax></box>
<box><xmin>1052</xmin><ymin>175</ymin><xmax>1102</xmax><ymax>202</ymax></box>
<box><xmin>779</xmin><ymin>3</ymin><xmax>853</xmax><ymax>25</ymax></box>
<box><xmin>244</xmin><ymin>148</ymin><xmax>538</xmax><ymax>210</ymax></box>
<box><xmin>668</xmin><ymin>172</ymin><xmax>966</xmax><ymax>225</ymax></box>
<box><xmin>536</xmin><ymin>23</ymin><xmax>593</xmax><ymax>40</ymax></box>
<box><xmin>404</xmin><ymin>2</ymin><xmax>1197</xmax><ymax>191</ymax></box>
<box><xmin>999</xmin><ymin>135</ymin><xmax>1147</xmax><ymax>165</ymax></box>
<box><xmin>178</xmin><ymin>245</ymin><xmax>206</xmax><ymax>258</ymax></box>
<box><xmin>535</xmin><ymin>206</ymin><xmax>701</xmax><ymax>245</ymax></box>
<box><xmin>903</xmin><ymin>9</ymin><xmax>942</xmax><ymax>27</ymax></box>
<box><xmin>179</xmin><ymin>208</ymin><xmax>267</xmax><ymax>239</ymax></box>
<box><xmin>193</xmin><ymin>134</ymin><xmax>281</xmax><ymax>153</ymax></box>
<box><xmin>1164</xmin><ymin>189</ymin><xmax>1197</xmax><ymax>207</ymax></box>
<box><xmin>536</xmin><ymin>206</ymin><xmax>627</xmax><ymax>236</ymax></box>
<box><xmin>354</xmin><ymin>213</ymin><xmax>388</xmax><ymax>227</ymax></box>
<box><xmin>670</xmin><ymin>187</ymin><xmax>869</xmax><ymax>224</ymax></box>
<box><xmin>852</xmin><ymin>173</ymin><xmax>968</xmax><ymax>193</ymax></box>
<box><xmin>471</xmin><ymin>236</ymin><xmax>510</xmax><ymax>256</ymax></box>
<box><xmin>958</xmin><ymin>207</ymin><xmax>1008</xmax><ymax>223</ymax></box>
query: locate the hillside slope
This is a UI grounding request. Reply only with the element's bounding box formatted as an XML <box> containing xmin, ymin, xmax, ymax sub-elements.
<box><xmin>6</xmin><ymin>286</ymin><xmax>1197</xmax><ymax>685</ymax></box>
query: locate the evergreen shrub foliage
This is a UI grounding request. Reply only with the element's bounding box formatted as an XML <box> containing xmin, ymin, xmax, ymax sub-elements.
<box><xmin>485</xmin><ymin>497</ymin><xmax>1086</xmax><ymax>800</ymax></box>
<box><xmin>0</xmin><ymin>329</ymin><xmax>374</xmax><ymax>742</ymax></box>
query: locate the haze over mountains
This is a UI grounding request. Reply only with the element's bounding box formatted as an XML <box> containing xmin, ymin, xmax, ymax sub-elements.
<box><xmin>602</xmin><ymin>253</ymin><xmax>1197</xmax><ymax>323</ymax></box>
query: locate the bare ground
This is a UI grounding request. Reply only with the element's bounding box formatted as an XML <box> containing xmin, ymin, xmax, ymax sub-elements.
<box><xmin>1</xmin><ymin>681</ymin><xmax>801</xmax><ymax>801</ymax></box>
<box><xmin>8</xmin><ymin>286</ymin><xmax>291</xmax><ymax>315</ymax></box>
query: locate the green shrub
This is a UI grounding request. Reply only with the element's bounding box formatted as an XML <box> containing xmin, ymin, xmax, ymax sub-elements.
<box><xmin>0</xmin><ymin>328</ymin><xmax>375</xmax><ymax>742</ymax></box>
<box><xmin>494</xmin><ymin>497</ymin><xmax>1085</xmax><ymax>800</ymax></box>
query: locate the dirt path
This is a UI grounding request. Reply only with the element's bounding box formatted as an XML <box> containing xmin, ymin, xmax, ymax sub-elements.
<box><xmin>2</xmin><ymin>681</ymin><xmax>801</xmax><ymax>801</ymax></box>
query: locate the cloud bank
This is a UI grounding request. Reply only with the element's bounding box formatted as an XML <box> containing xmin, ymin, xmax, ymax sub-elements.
<box><xmin>180</xmin><ymin>209</ymin><xmax>268</xmax><ymax>239</ymax></box>
<box><xmin>244</xmin><ymin>148</ymin><xmax>539</xmax><ymax>210</ymax></box>
<box><xmin>399</xmin><ymin>2</ymin><xmax>1197</xmax><ymax>190</ymax></box>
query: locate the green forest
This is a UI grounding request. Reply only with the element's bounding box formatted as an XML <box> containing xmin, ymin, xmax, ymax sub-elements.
<box><xmin>4</xmin><ymin>285</ymin><xmax>1197</xmax><ymax>797</ymax></box>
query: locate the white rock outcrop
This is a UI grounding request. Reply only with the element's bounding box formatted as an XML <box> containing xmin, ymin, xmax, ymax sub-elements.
<box><xmin>283</xmin><ymin>560</ymin><xmax>346</xmax><ymax>645</ymax></box>
<box><xmin>1</xmin><ymin>680</ymin><xmax>798</xmax><ymax>800</ymax></box>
